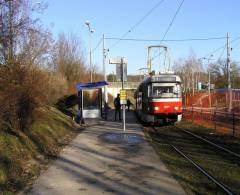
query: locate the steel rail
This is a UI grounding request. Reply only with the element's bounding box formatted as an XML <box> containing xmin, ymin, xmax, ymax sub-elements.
<box><xmin>174</xmin><ymin>126</ymin><xmax>240</xmax><ymax>159</ymax></box>
<box><xmin>170</xmin><ymin>144</ymin><xmax>234</xmax><ymax>195</ymax></box>
<box><xmin>151</xmin><ymin>127</ymin><xmax>235</xmax><ymax>195</ymax></box>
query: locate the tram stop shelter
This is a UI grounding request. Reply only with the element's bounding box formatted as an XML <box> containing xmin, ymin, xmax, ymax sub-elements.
<box><xmin>76</xmin><ymin>81</ymin><xmax>108</xmax><ymax>118</ymax></box>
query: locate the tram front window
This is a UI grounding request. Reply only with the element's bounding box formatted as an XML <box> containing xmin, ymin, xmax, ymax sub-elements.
<box><xmin>151</xmin><ymin>83</ymin><xmax>181</xmax><ymax>98</ymax></box>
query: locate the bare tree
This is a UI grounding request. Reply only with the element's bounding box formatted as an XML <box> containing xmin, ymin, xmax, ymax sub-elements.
<box><xmin>174</xmin><ymin>53</ymin><xmax>204</xmax><ymax>93</ymax></box>
<box><xmin>0</xmin><ymin>0</ymin><xmax>67</xmax><ymax>132</ymax></box>
<box><xmin>52</xmin><ymin>33</ymin><xmax>87</xmax><ymax>85</ymax></box>
<box><xmin>209</xmin><ymin>59</ymin><xmax>240</xmax><ymax>88</ymax></box>
<box><xmin>17</xmin><ymin>27</ymin><xmax>53</xmax><ymax>66</ymax></box>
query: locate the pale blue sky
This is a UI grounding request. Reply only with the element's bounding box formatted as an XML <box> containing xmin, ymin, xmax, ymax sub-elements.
<box><xmin>35</xmin><ymin>0</ymin><xmax>240</xmax><ymax>74</ymax></box>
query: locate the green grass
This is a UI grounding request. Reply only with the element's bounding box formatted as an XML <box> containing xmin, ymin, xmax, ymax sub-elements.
<box><xmin>176</xmin><ymin>121</ymin><xmax>240</xmax><ymax>154</ymax></box>
<box><xmin>144</xmin><ymin>122</ymin><xmax>240</xmax><ymax>195</ymax></box>
<box><xmin>0</xmin><ymin>106</ymin><xmax>80</xmax><ymax>194</ymax></box>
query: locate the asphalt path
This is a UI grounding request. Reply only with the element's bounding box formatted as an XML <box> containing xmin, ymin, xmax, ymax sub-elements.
<box><xmin>23</xmin><ymin>110</ymin><xmax>185</xmax><ymax>195</ymax></box>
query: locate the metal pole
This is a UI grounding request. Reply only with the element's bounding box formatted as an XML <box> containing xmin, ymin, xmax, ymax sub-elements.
<box><xmin>192</xmin><ymin>105</ymin><xmax>194</xmax><ymax>122</ymax></box>
<box><xmin>90</xmin><ymin>31</ymin><xmax>92</xmax><ymax>82</ymax></box>
<box><xmin>203</xmin><ymin>56</ymin><xmax>213</xmax><ymax>109</ymax></box>
<box><xmin>232</xmin><ymin>112</ymin><xmax>235</xmax><ymax>137</ymax></box>
<box><xmin>81</xmin><ymin>90</ymin><xmax>83</xmax><ymax>118</ymax></box>
<box><xmin>209</xmin><ymin>70</ymin><xmax>211</xmax><ymax>108</ymax></box>
<box><xmin>121</xmin><ymin>58</ymin><xmax>126</xmax><ymax>131</ymax></box>
<box><xmin>214</xmin><ymin>103</ymin><xmax>217</xmax><ymax>131</ymax></box>
<box><xmin>103</xmin><ymin>34</ymin><xmax>107</xmax><ymax>102</ymax></box>
<box><xmin>227</xmin><ymin>33</ymin><xmax>232</xmax><ymax>112</ymax></box>
<box><xmin>147</xmin><ymin>46</ymin><xmax>151</xmax><ymax>73</ymax></box>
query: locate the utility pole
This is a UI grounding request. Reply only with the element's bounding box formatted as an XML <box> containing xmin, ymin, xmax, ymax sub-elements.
<box><xmin>227</xmin><ymin>32</ymin><xmax>232</xmax><ymax>112</ymax></box>
<box><xmin>192</xmin><ymin>68</ymin><xmax>195</xmax><ymax>96</ymax></box>
<box><xmin>208</xmin><ymin>70</ymin><xmax>211</xmax><ymax>108</ymax></box>
<box><xmin>202</xmin><ymin>56</ymin><xmax>214</xmax><ymax>108</ymax></box>
<box><xmin>102</xmin><ymin>34</ymin><xmax>107</xmax><ymax>103</ymax></box>
<box><xmin>147</xmin><ymin>47</ymin><xmax>151</xmax><ymax>73</ymax></box>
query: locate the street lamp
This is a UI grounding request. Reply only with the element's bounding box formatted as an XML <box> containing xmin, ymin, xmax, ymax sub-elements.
<box><xmin>32</xmin><ymin>1</ymin><xmax>47</xmax><ymax>13</ymax></box>
<box><xmin>85</xmin><ymin>20</ymin><xmax>95</xmax><ymax>82</ymax></box>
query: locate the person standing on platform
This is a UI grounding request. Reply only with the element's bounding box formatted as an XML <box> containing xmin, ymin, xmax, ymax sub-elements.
<box><xmin>104</xmin><ymin>102</ymin><xmax>110</xmax><ymax>120</ymax></box>
<box><xmin>127</xmin><ymin>98</ymin><xmax>132</xmax><ymax>112</ymax></box>
<box><xmin>114</xmin><ymin>94</ymin><xmax>121</xmax><ymax>121</ymax></box>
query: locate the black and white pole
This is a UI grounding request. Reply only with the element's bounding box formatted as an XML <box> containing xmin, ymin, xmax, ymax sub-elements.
<box><xmin>121</xmin><ymin>58</ymin><xmax>126</xmax><ymax>131</ymax></box>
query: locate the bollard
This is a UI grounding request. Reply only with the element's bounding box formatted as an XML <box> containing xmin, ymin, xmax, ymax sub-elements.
<box><xmin>192</xmin><ymin>106</ymin><xmax>194</xmax><ymax>122</ymax></box>
<box><xmin>232</xmin><ymin>112</ymin><xmax>235</xmax><ymax>137</ymax></box>
<box><xmin>214</xmin><ymin>111</ymin><xmax>216</xmax><ymax>131</ymax></box>
<box><xmin>201</xmin><ymin>107</ymin><xmax>202</xmax><ymax>124</ymax></box>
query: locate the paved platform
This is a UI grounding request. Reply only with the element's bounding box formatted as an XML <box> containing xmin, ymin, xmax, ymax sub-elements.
<box><xmin>25</xmin><ymin>110</ymin><xmax>185</xmax><ymax>195</ymax></box>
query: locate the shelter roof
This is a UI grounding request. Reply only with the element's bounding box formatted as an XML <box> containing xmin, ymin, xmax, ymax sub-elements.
<box><xmin>76</xmin><ymin>81</ymin><xmax>108</xmax><ymax>91</ymax></box>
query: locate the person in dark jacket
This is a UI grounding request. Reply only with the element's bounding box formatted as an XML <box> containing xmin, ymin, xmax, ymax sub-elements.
<box><xmin>104</xmin><ymin>101</ymin><xmax>110</xmax><ymax>120</ymax></box>
<box><xmin>114</xmin><ymin>94</ymin><xmax>121</xmax><ymax>121</ymax></box>
<box><xmin>127</xmin><ymin>98</ymin><xmax>132</xmax><ymax>112</ymax></box>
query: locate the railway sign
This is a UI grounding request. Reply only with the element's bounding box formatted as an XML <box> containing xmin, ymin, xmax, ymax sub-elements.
<box><xmin>109</xmin><ymin>57</ymin><xmax>127</xmax><ymax>64</ymax></box>
<box><xmin>109</xmin><ymin>57</ymin><xmax>128</xmax><ymax>82</ymax></box>
<box><xmin>120</xmin><ymin>89</ymin><xmax>126</xmax><ymax>98</ymax></box>
<box><xmin>116</xmin><ymin>64</ymin><xmax>127</xmax><ymax>82</ymax></box>
<box><xmin>120</xmin><ymin>89</ymin><xmax>127</xmax><ymax>104</ymax></box>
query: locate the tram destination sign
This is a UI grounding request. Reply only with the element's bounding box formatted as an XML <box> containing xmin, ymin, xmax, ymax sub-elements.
<box><xmin>152</xmin><ymin>77</ymin><xmax>176</xmax><ymax>82</ymax></box>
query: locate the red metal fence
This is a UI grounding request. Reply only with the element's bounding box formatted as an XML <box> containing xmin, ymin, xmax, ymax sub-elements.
<box><xmin>183</xmin><ymin>89</ymin><xmax>240</xmax><ymax>112</ymax></box>
<box><xmin>183</xmin><ymin>89</ymin><xmax>240</xmax><ymax>137</ymax></box>
<box><xmin>183</xmin><ymin>108</ymin><xmax>240</xmax><ymax>137</ymax></box>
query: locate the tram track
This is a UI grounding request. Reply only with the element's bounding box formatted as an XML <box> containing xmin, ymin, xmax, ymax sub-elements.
<box><xmin>170</xmin><ymin>144</ymin><xmax>234</xmax><ymax>195</ymax></box>
<box><xmin>174</xmin><ymin>125</ymin><xmax>240</xmax><ymax>160</ymax></box>
<box><xmin>146</xmin><ymin>126</ymin><xmax>238</xmax><ymax>194</ymax></box>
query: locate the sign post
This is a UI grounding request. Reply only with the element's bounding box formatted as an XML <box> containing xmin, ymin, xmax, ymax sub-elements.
<box><xmin>109</xmin><ymin>57</ymin><xmax>127</xmax><ymax>131</ymax></box>
<box><xmin>120</xmin><ymin>89</ymin><xmax>127</xmax><ymax>131</ymax></box>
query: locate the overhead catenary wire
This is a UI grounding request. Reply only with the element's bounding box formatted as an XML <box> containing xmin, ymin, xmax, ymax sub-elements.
<box><xmin>159</xmin><ymin>0</ymin><xmax>185</xmax><ymax>44</ymax></box>
<box><xmin>92</xmin><ymin>37</ymin><xmax>103</xmax><ymax>53</ymax></box>
<box><xmin>217</xmin><ymin>44</ymin><xmax>227</xmax><ymax>61</ymax></box>
<box><xmin>231</xmin><ymin>39</ymin><xmax>240</xmax><ymax>50</ymax></box>
<box><xmin>108</xmin><ymin>0</ymin><xmax>166</xmax><ymax>51</ymax></box>
<box><xmin>105</xmin><ymin>36</ymin><xmax>227</xmax><ymax>42</ymax></box>
<box><xmin>152</xmin><ymin>0</ymin><xmax>185</xmax><ymax>60</ymax></box>
<box><xmin>105</xmin><ymin>35</ymin><xmax>229</xmax><ymax>67</ymax></box>
<box><xmin>203</xmin><ymin>36</ymin><xmax>240</xmax><ymax>59</ymax></box>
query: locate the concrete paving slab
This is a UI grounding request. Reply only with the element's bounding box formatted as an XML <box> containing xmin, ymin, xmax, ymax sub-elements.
<box><xmin>24</xmin><ymin>111</ymin><xmax>185</xmax><ymax>195</ymax></box>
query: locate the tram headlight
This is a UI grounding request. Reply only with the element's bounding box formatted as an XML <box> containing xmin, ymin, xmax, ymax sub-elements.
<box><xmin>154</xmin><ymin>106</ymin><xmax>159</xmax><ymax>111</ymax></box>
<box><xmin>174</xmin><ymin>106</ymin><xmax>179</xmax><ymax>110</ymax></box>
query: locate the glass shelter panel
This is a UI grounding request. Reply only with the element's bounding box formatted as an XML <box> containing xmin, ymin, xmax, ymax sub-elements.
<box><xmin>83</xmin><ymin>89</ymin><xmax>101</xmax><ymax>110</ymax></box>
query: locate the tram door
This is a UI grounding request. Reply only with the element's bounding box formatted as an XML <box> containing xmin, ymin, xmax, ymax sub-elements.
<box><xmin>82</xmin><ymin>88</ymin><xmax>102</xmax><ymax>118</ymax></box>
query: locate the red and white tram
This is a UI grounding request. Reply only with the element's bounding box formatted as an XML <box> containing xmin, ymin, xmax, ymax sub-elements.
<box><xmin>135</xmin><ymin>73</ymin><xmax>182</xmax><ymax>124</ymax></box>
